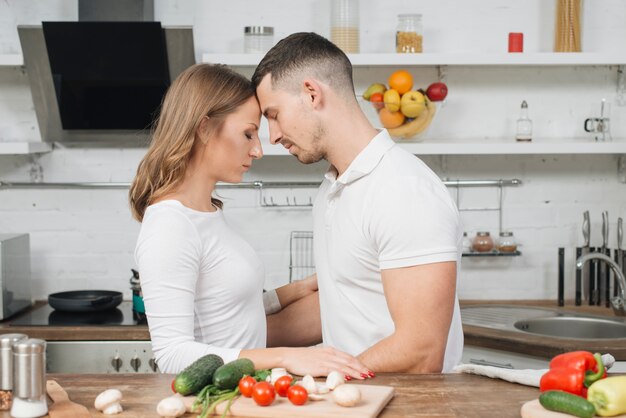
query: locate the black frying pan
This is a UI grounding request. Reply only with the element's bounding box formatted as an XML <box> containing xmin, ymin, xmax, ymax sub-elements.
<box><xmin>48</xmin><ymin>290</ymin><xmax>123</xmax><ymax>312</ymax></box>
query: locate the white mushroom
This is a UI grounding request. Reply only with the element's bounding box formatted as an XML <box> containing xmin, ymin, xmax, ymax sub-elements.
<box><xmin>156</xmin><ymin>396</ymin><xmax>186</xmax><ymax>418</ymax></box>
<box><xmin>94</xmin><ymin>389</ymin><xmax>123</xmax><ymax>414</ymax></box>
<box><xmin>326</xmin><ymin>371</ymin><xmax>345</xmax><ymax>390</ymax></box>
<box><xmin>173</xmin><ymin>394</ymin><xmax>200</xmax><ymax>413</ymax></box>
<box><xmin>301</xmin><ymin>374</ymin><xmax>317</xmax><ymax>394</ymax></box>
<box><xmin>270</xmin><ymin>367</ymin><xmax>290</xmax><ymax>384</ymax></box>
<box><xmin>332</xmin><ymin>384</ymin><xmax>361</xmax><ymax>407</ymax></box>
<box><xmin>316</xmin><ymin>383</ymin><xmax>329</xmax><ymax>394</ymax></box>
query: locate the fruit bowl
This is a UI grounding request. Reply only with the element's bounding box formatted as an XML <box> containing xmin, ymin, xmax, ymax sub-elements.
<box><xmin>358</xmin><ymin>95</ymin><xmax>439</xmax><ymax>142</ymax></box>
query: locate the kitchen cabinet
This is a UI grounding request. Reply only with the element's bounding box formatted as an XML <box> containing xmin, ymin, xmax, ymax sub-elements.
<box><xmin>202</xmin><ymin>52</ymin><xmax>626</xmax><ymax>156</ymax></box>
<box><xmin>462</xmin><ymin>345</ymin><xmax>549</xmax><ymax>370</ymax></box>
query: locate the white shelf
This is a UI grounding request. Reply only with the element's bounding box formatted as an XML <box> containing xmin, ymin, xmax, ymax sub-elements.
<box><xmin>0</xmin><ymin>142</ymin><xmax>52</xmax><ymax>155</ymax></box>
<box><xmin>258</xmin><ymin>138</ymin><xmax>626</xmax><ymax>156</ymax></box>
<box><xmin>202</xmin><ymin>52</ymin><xmax>626</xmax><ymax>67</ymax></box>
<box><xmin>0</xmin><ymin>54</ymin><xmax>24</xmax><ymax>66</ymax></box>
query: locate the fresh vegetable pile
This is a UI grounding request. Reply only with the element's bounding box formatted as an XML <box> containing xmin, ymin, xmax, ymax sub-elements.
<box><xmin>537</xmin><ymin>351</ymin><xmax>626</xmax><ymax>418</ymax></box>
<box><xmin>165</xmin><ymin>354</ymin><xmax>366</xmax><ymax>417</ymax></box>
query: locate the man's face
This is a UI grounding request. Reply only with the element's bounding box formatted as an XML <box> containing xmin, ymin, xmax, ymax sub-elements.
<box><xmin>256</xmin><ymin>74</ymin><xmax>325</xmax><ymax>164</ymax></box>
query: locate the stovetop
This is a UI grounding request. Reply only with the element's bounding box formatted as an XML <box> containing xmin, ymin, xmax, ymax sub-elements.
<box><xmin>9</xmin><ymin>301</ymin><xmax>147</xmax><ymax>327</ymax></box>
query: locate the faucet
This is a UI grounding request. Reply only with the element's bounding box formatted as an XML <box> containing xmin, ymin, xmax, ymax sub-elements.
<box><xmin>576</xmin><ymin>252</ymin><xmax>626</xmax><ymax>316</ymax></box>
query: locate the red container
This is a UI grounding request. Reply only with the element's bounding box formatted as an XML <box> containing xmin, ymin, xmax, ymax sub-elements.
<box><xmin>508</xmin><ymin>32</ymin><xmax>523</xmax><ymax>53</ymax></box>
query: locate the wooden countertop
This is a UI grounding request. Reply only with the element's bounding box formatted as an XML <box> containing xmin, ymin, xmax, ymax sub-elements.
<box><xmin>461</xmin><ymin>300</ymin><xmax>626</xmax><ymax>360</ymax></box>
<box><xmin>0</xmin><ymin>373</ymin><xmax>540</xmax><ymax>418</ymax></box>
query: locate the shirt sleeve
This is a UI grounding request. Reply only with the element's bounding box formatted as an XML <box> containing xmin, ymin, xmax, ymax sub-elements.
<box><xmin>135</xmin><ymin>207</ymin><xmax>241</xmax><ymax>374</ymax></box>
<box><xmin>368</xmin><ymin>178</ymin><xmax>460</xmax><ymax>270</ymax></box>
<box><xmin>262</xmin><ymin>289</ymin><xmax>281</xmax><ymax>315</ymax></box>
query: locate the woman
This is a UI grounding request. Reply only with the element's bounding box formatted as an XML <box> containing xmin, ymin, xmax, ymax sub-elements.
<box><xmin>129</xmin><ymin>64</ymin><xmax>369</xmax><ymax>378</ymax></box>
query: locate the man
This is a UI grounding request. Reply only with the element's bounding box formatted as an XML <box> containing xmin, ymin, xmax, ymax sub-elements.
<box><xmin>253</xmin><ymin>32</ymin><xmax>463</xmax><ymax>373</ymax></box>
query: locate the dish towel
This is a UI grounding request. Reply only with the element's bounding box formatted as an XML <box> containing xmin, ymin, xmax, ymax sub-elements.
<box><xmin>452</xmin><ymin>353</ymin><xmax>615</xmax><ymax>387</ymax></box>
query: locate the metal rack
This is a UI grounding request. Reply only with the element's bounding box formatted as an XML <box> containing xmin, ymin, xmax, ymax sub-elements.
<box><xmin>289</xmin><ymin>231</ymin><xmax>315</xmax><ymax>282</ymax></box>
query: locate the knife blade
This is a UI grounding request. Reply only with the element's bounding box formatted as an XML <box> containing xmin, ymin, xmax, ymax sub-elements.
<box><xmin>617</xmin><ymin>217</ymin><xmax>623</xmax><ymax>298</ymax></box>
<box><xmin>602</xmin><ymin>211</ymin><xmax>610</xmax><ymax>307</ymax></box>
<box><xmin>582</xmin><ymin>211</ymin><xmax>591</xmax><ymax>302</ymax></box>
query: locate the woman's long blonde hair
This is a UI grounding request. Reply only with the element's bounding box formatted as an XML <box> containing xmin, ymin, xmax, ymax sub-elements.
<box><xmin>129</xmin><ymin>64</ymin><xmax>255</xmax><ymax>221</ymax></box>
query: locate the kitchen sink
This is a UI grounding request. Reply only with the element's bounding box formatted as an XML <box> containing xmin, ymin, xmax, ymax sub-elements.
<box><xmin>461</xmin><ymin>305</ymin><xmax>626</xmax><ymax>340</ymax></box>
<box><xmin>514</xmin><ymin>317</ymin><xmax>626</xmax><ymax>339</ymax></box>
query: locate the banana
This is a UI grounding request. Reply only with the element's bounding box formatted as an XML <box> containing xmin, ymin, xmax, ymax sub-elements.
<box><xmin>388</xmin><ymin>100</ymin><xmax>436</xmax><ymax>139</ymax></box>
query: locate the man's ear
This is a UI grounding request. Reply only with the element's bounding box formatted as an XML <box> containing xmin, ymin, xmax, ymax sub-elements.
<box><xmin>302</xmin><ymin>79</ymin><xmax>324</xmax><ymax>110</ymax></box>
<box><xmin>196</xmin><ymin>115</ymin><xmax>211</xmax><ymax>144</ymax></box>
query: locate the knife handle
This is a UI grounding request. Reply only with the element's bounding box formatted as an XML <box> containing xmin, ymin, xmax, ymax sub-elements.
<box><xmin>589</xmin><ymin>248</ymin><xmax>597</xmax><ymax>306</ymax></box>
<box><xmin>575</xmin><ymin>247</ymin><xmax>582</xmax><ymax>306</ymax></box>
<box><xmin>605</xmin><ymin>248</ymin><xmax>611</xmax><ymax>308</ymax></box>
<box><xmin>558</xmin><ymin>248</ymin><xmax>565</xmax><ymax>307</ymax></box>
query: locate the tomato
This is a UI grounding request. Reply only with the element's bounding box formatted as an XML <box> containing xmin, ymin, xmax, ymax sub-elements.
<box><xmin>252</xmin><ymin>381</ymin><xmax>275</xmax><ymax>407</ymax></box>
<box><xmin>274</xmin><ymin>375</ymin><xmax>293</xmax><ymax>397</ymax></box>
<box><xmin>238</xmin><ymin>375</ymin><xmax>256</xmax><ymax>398</ymax></box>
<box><xmin>287</xmin><ymin>385</ymin><xmax>308</xmax><ymax>406</ymax></box>
<box><xmin>426</xmin><ymin>82</ymin><xmax>448</xmax><ymax>102</ymax></box>
<box><xmin>171</xmin><ymin>378</ymin><xmax>176</xmax><ymax>393</ymax></box>
<box><xmin>369</xmin><ymin>92</ymin><xmax>384</xmax><ymax>110</ymax></box>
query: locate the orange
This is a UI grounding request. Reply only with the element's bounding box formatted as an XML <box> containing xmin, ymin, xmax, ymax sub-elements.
<box><xmin>378</xmin><ymin>108</ymin><xmax>406</xmax><ymax>129</ymax></box>
<box><xmin>388</xmin><ymin>70</ymin><xmax>414</xmax><ymax>95</ymax></box>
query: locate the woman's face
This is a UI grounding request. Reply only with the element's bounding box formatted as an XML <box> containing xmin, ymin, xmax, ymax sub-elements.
<box><xmin>205</xmin><ymin>96</ymin><xmax>263</xmax><ymax>183</ymax></box>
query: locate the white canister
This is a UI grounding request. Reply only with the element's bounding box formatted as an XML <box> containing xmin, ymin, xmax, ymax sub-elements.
<box><xmin>244</xmin><ymin>26</ymin><xmax>274</xmax><ymax>54</ymax></box>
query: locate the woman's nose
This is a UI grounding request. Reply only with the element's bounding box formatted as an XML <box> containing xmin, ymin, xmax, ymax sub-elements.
<box><xmin>250</xmin><ymin>144</ymin><xmax>263</xmax><ymax>159</ymax></box>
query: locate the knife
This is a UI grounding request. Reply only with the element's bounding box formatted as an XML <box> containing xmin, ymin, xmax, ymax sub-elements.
<box><xmin>582</xmin><ymin>211</ymin><xmax>591</xmax><ymax>303</ymax></box>
<box><xmin>602</xmin><ymin>211</ymin><xmax>609</xmax><ymax>307</ymax></box>
<box><xmin>617</xmin><ymin>217</ymin><xmax>623</xmax><ymax>298</ymax></box>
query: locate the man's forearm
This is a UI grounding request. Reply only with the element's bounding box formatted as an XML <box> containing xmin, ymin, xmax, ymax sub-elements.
<box><xmin>266</xmin><ymin>291</ymin><xmax>322</xmax><ymax>347</ymax></box>
<box><xmin>274</xmin><ymin>274</ymin><xmax>317</xmax><ymax>308</ymax></box>
<box><xmin>357</xmin><ymin>331</ymin><xmax>445</xmax><ymax>373</ymax></box>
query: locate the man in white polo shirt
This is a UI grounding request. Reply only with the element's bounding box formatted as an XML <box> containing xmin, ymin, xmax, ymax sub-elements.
<box><xmin>253</xmin><ymin>32</ymin><xmax>463</xmax><ymax>373</ymax></box>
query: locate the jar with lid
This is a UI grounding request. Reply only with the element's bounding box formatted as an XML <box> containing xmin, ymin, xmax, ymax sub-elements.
<box><xmin>462</xmin><ymin>232</ymin><xmax>472</xmax><ymax>253</ymax></box>
<box><xmin>0</xmin><ymin>333</ymin><xmax>27</xmax><ymax>411</ymax></box>
<box><xmin>330</xmin><ymin>0</ymin><xmax>359</xmax><ymax>53</ymax></box>
<box><xmin>472</xmin><ymin>231</ymin><xmax>494</xmax><ymax>252</ymax></box>
<box><xmin>11</xmin><ymin>338</ymin><xmax>47</xmax><ymax>418</ymax></box>
<box><xmin>396</xmin><ymin>14</ymin><xmax>423</xmax><ymax>53</ymax></box>
<box><xmin>496</xmin><ymin>231</ymin><xmax>518</xmax><ymax>253</ymax></box>
<box><xmin>243</xmin><ymin>26</ymin><xmax>274</xmax><ymax>54</ymax></box>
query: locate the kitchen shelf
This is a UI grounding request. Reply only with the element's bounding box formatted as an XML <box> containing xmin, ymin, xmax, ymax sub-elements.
<box><xmin>202</xmin><ymin>52</ymin><xmax>626</xmax><ymax>67</ymax></box>
<box><xmin>462</xmin><ymin>250</ymin><xmax>522</xmax><ymax>257</ymax></box>
<box><xmin>0</xmin><ymin>54</ymin><xmax>24</xmax><ymax>66</ymax></box>
<box><xmin>0</xmin><ymin>142</ymin><xmax>52</xmax><ymax>155</ymax></box>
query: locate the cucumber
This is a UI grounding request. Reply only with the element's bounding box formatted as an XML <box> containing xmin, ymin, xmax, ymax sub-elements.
<box><xmin>539</xmin><ymin>390</ymin><xmax>596</xmax><ymax>418</ymax></box>
<box><xmin>212</xmin><ymin>358</ymin><xmax>256</xmax><ymax>390</ymax></box>
<box><xmin>173</xmin><ymin>354</ymin><xmax>224</xmax><ymax>395</ymax></box>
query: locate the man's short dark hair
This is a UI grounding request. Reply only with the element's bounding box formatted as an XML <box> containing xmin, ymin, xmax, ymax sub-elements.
<box><xmin>252</xmin><ymin>32</ymin><xmax>355</xmax><ymax>98</ymax></box>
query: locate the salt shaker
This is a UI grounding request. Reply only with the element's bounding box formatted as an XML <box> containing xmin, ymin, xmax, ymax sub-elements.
<box><xmin>0</xmin><ymin>334</ymin><xmax>27</xmax><ymax>411</ymax></box>
<box><xmin>10</xmin><ymin>338</ymin><xmax>47</xmax><ymax>418</ymax></box>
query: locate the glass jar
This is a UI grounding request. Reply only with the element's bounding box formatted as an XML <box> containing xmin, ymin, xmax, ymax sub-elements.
<box><xmin>243</xmin><ymin>26</ymin><xmax>274</xmax><ymax>54</ymax></box>
<box><xmin>330</xmin><ymin>0</ymin><xmax>359</xmax><ymax>53</ymax></box>
<box><xmin>396</xmin><ymin>14</ymin><xmax>423</xmax><ymax>53</ymax></box>
<box><xmin>462</xmin><ymin>232</ymin><xmax>472</xmax><ymax>253</ymax></box>
<box><xmin>496</xmin><ymin>231</ymin><xmax>518</xmax><ymax>253</ymax></box>
<box><xmin>472</xmin><ymin>231</ymin><xmax>494</xmax><ymax>252</ymax></box>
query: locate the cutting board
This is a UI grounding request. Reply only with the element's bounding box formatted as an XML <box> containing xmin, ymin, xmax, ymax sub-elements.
<box><xmin>46</xmin><ymin>380</ymin><xmax>92</xmax><ymax>418</ymax></box>
<box><xmin>521</xmin><ymin>399</ymin><xmax>626</xmax><ymax>418</ymax></box>
<box><xmin>214</xmin><ymin>384</ymin><xmax>394</xmax><ymax>418</ymax></box>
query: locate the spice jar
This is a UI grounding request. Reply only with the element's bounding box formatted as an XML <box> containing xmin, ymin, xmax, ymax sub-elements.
<box><xmin>396</xmin><ymin>14</ymin><xmax>423</xmax><ymax>53</ymax></box>
<box><xmin>330</xmin><ymin>0</ymin><xmax>359</xmax><ymax>53</ymax></box>
<box><xmin>496</xmin><ymin>231</ymin><xmax>518</xmax><ymax>253</ymax></box>
<box><xmin>472</xmin><ymin>231</ymin><xmax>494</xmax><ymax>252</ymax></box>
<box><xmin>11</xmin><ymin>338</ymin><xmax>47</xmax><ymax>418</ymax></box>
<box><xmin>0</xmin><ymin>333</ymin><xmax>27</xmax><ymax>411</ymax></box>
<box><xmin>243</xmin><ymin>26</ymin><xmax>274</xmax><ymax>54</ymax></box>
<box><xmin>462</xmin><ymin>232</ymin><xmax>472</xmax><ymax>253</ymax></box>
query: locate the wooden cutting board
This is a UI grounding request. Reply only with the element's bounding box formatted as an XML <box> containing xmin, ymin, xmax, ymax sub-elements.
<box><xmin>214</xmin><ymin>384</ymin><xmax>394</xmax><ymax>418</ymax></box>
<box><xmin>521</xmin><ymin>399</ymin><xmax>626</xmax><ymax>418</ymax></box>
<box><xmin>46</xmin><ymin>380</ymin><xmax>92</xmax><ymax>418</ymax></box>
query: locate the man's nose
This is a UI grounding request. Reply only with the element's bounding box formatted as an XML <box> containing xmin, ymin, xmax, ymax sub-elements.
<box><xmin>268</xmin><ymin>120</ymin><xmax>282</xmax><ymax>145</ymax></box>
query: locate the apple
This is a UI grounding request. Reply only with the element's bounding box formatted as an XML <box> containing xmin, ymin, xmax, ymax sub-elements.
<box><xmin>383</xmin><ymin>89</ymin><xmax>401</xmax><ymax>112</ymax></box>
<box><xmin>400</xmin><ymin>90</ymin><xmax>426</xmax><ymax>118</ymax></box>
<box><xmin>369</xmin><ymin>92</ymin><xmax>384</xmax><ymax>110</ymax></box>
<box><xmin>426</xmin><ymin>82</ymin><xmax>448</xmax><ymax>101</ymax></box>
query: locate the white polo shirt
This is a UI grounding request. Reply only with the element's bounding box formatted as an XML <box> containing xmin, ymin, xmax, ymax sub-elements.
<box><xmin>313</xmin><ymin>130</ymin><xmax>463</xmax><ymax>372</ymax></box>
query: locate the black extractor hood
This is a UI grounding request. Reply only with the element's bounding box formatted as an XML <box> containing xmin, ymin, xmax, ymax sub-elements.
<box><xmin>18</xmin><ymin>21</ymin><xmax>194</xmax><ymax>145</ymax></box>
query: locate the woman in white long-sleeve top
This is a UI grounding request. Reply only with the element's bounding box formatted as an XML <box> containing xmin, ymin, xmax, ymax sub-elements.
<box><xmin>129</xmin><ymin>63</ymin><xmax>370</xmax><ymax>379</ymax></box>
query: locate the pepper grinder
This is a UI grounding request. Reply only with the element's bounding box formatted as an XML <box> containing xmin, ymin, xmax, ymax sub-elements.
<box><xmin>0</xmin><ymin>334</ymin><xmax>28</xmax><ymax>411</ymax></box>
<box><xmin>10</xmin><ymin>339</ymin><xmax>47</xmax><ymax>418</ymax></box>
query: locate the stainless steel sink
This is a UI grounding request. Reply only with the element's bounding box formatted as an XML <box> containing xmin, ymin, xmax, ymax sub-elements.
<box><xmin>514</xmin><ymin>317</ymin><xmax>626</xmax><ymax>339</ymax></box>
<box><xmin>461</xmin><ymin>305</ymin><xmax>626</xmax><ymax>340</ymax></box>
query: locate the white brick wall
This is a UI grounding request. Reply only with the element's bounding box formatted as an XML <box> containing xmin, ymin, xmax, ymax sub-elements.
<box><xmin>0</xmin><ymin>1</ymin><xmax>625</xmax><ymax>305</ymax></box>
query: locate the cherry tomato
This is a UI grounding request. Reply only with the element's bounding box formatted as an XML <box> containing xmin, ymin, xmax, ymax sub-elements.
<box><xmin>238</xmin><ymin>375</ymin><xmax>256</xmax><ymax>398</ymax></box>
<box><xmin>274</xmin><ymin>375</ymin><xmax>293</xmax><ymax>397</ymax></box>
<box><xmin>426</xmin><ymin>82</ymin><xmax>448</xmax><ymax>102</ymax></box>
<box><xmin>369</xmin><ymin>92</ymin><xmax>384</xmax><ymax>110</ymax></box>
<box><xmin>252</xmin><ymin>381</ymin><xmax>275</xmax><ymax>407</ymax></box>
<box><xmin>171</xmin><ymin>378</ymin><xmax>177</xmax><ymax>393</ymax></box>
<box><xmin>287</xmin><ymin>385</ymin><xmax>308</xmax><ymax>406</ymax></box>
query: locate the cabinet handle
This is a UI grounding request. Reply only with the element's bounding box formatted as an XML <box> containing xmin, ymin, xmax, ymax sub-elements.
<box><xmin>469</xmin><ymin>358</ymin><xmax>514</xmax><ymax>369</ymax></box>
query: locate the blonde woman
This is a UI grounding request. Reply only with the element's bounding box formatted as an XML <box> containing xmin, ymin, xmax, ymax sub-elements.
<box><xmin>130</xmin><ymin>64</ymin><xmax>370</xmax><ymax>379</ymax></box>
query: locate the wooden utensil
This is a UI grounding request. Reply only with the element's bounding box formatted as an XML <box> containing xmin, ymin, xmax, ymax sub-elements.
<box><xmin>46</xmin><ymin>380</ymin><xmax>92</xmax><ymax>418</ymax></box>
<box><xmin>521</xmin><ymin>399</ymin><xmax>626</xmax><ymax>418</ymax></box>
<box><xmin>214</xmin><ymin>384</ymin><xmax>394</xmax><ymax>418</ymax></box>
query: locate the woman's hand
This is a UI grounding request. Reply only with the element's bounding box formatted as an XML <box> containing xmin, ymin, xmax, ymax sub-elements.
<box><xmin>281</xmin><ymin>346</ymin><xmax>372</xmax><ymax>380</ymax></box>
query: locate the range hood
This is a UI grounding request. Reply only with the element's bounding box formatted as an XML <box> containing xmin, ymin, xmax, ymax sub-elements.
<box><xmin>18</xmin><ymin>22</ymin><xmax>194</xmax><ymax>145</ymax></box>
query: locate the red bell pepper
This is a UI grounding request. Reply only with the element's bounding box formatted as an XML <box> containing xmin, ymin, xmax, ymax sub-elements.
<box><xmin>539</xmin><ymin>351</ymin><xmax>605</xmax><ymax>398</ymax></box>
